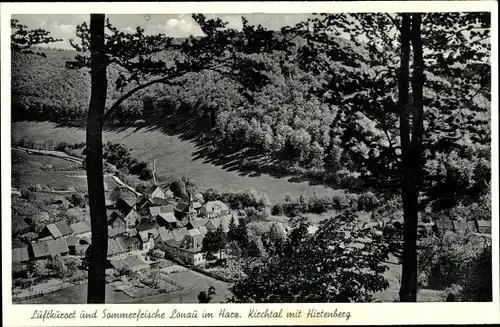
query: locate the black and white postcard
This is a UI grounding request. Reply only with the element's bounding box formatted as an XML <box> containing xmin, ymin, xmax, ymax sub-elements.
<box><xmin>1</xmin><ymin>1</ymin><xmax>498</xmax><ymax>326</ymax></box>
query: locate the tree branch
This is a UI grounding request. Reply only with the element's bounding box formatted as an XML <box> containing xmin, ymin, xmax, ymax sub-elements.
<box><xmin>386</xmin><ymin>14</ymin><xmax>401</xmax><ymax>33</ymax></box>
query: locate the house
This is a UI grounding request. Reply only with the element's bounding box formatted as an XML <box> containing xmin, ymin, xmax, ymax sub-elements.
<box><xmin>106</xmin><ymin>238</ymin><xmax>127</xmax><ymax>259</ymax></box>
<box><xmin>174</xmin><ymin>201</ymin><xmax>197</xmax><ymax>220</ymax></box>
<box><xmin>30</xmin><ymin>238</ymin><xmax>70</xmax><ymax>261</ymax></box>
<box><xmin>475</xmin><ymin>220</ymin><xmax>491</xmax><ymax>234</ymax></box>
<box><xmin>200</xmin><ymin>201</ymin><xmax>229</xmax><ymax>219</ymax></box>
<box><xmin>177</xmin><ymin>234</ymin><xmax>205</xmax><ymax>265</ymax></box>
<box><xmin>144</xmin><ymin>185</ymin><xmax>166</xmax><ymax>200</ymax></box>
<box><xmin>139</xmin><ymin>230</ymin><xmax>158</xmax><ymax>251</ymax></box>
<box><xmin>113</xmin><ymin>198</ymin><xmax>141</xmax><ymax>229</ymax></box>
<box><xmin>12</xmin><ymin>246</ymin><xmax>30</xmax><ymax>265</ymax></box>
<box><xmin>120</xmin><ymin>234</ymin><xmax>142</xmax><ymax>252</ymax></box>
<box><xmin>149</xmin><ymin>204</ymin><xmax>175</xmax><ymax>218</ymax></box>
<box><xmin>136</xmin><ymin>218</ymin><xmax>160</xmax><ymax>234</ymax></box>
<box><xmin>69</xmin><ymin>222</ymin><xmax>91</xmax><ymax>238</ymax></box>
<box><xmin>171</xmin><ymin>227</ymin><xmax>189</xmax><ymax>242</ymax></box>
<box><xmin>136</xmin><ymin>195</ymin><xmax>172</xmax><ymax>215</ymax></box>
<box><xmin>108</xmin><ymin>225</ymin><xmax>127</xmax><ymax>239</ymax></box>
<box><xmin>38</xmin><ymin>221</ymin><xmax>73</xmax><ymax>240</ymax></box>
<box><xmin>66</xmin><ymin>236</ymin><xmax>89</xmax><ymax>256</ymax></box>
<box><xmin>107</xmin><ymin>211</ymin><xmax>127</xmax><ymax>230</ymax></box>
<box><xmin>163</xmin><ymin>239</ymin><xmax>182</xmax><ymax>258</ymax></box>
<box><xmin>204</xmin><ymin>216</ymin><xmax>233</xmax><ymax>232</ymax></box>
<box><xmin>185</xmin><ymin>218</ymin><xmax>209</xmax><ymax>230</ymax></box>
<box><xmin>156</xmin><ymin>212</ymin><xmax>178</xmax><ymax>229</ymax></box>
<box><xmin>155</xmin><ymin>227</ymin><xmax>174</xmax><ymax>248</ymax></box>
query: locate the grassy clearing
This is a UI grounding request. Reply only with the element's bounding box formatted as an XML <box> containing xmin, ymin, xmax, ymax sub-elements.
<box><xmin>12</xmin><ymin>121</ymin><xmax>342</xmax><ymax>202</ymax></box>
<box><xmin>11</xmin><ymin>148</ymin><xmax>87</xmax><ymax>191</ymax></box>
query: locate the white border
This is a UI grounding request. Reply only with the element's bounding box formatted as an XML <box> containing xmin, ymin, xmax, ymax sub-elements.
<box><xmin>1</xmin><ymin>2</ymin><xmax>499</xmax><ymax>326</ymax></box>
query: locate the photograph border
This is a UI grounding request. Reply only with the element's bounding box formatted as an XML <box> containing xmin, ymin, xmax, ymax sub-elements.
<box><xmin>1</xmin><ymin>1</ymin><xmax>499</xmax><ymax>326</ymax></box>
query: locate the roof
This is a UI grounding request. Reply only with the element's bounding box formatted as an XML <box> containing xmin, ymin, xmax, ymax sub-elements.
<box><xmin>31</xmin><ymin>239</ymin><xmax>69</xmax><ymax>258</ymax></box>
<box><xmin>66</xmin><ymin>236</ymin><xmax>80</xmax><ymax>247</ymax></box>
<box><xmin>115</xmin><ymin>198</ymin><xmax>134</xmax><ymax>216</ymax></box>
<box><xmin>108</xmin><ymin>225</ymin><xmax>127</xmax><ymax>238</ymax></box>
<box><xmin>108</xmin><ymin>238</ymin><xmax>127</xmax><ymax>256</ymax></box>
<box><xmin>198</xmin><ymin>226</ymin><xmax>208</xmax><ymax>235</ymax></box>
<box><xmin>175</xmin><ymin>202</ymin><xmax>189</xmax><ymax>212</ymax></box>
<box><xmin>171</xmin><ymin>227</ymin><xmax>189</xmax><ymax>241</ymax></box>
<box><xmin>178</xmin><ymin>234</ymin><xmax>204</xmax><ymax>253</ymax></box>
<box><xmin>193</xmin><ymin>201</ymin><xmax>202</xmax><ymax>209</ymax></box>
<box><xmin>190</xmin><ymin>219</ymin><xmax>209</xmax><ymax>228</ymax></box>
<box><xmin>149</xmin><ymin>205</ymin><xmax>175</xmax><ymax>217</ymax></box>
<box><xmin>202</xmin><ymin>200</ymin><xmax>229</xmax><ymax>213</ymax></box>
<box><xmin>157</xmin><ymin>212</ymin><xmax>177</xmax><ymax>223</ymax></box>
<box><xmin>70</xmin><ymin>222</ymin><xmax>91</xmax><ymax>235</ymax></box>
<box><xmin>136</xmin><ymin>218</ymin><xmax>159</xmax><ymax>232</ymax></box>
<box><xmin>152</xmin><ymin>197</ymin><xmax>169</xmax><ymax>206</ymax></box>
<box><xmin>476</xmin><ymin>220</ymin><xmax>492</xmax><ymax>227</ymax></box>
<box><xmin>145</xmin><ymin>185</ymin><xmax>163</xmax><ymax>196</ymax></box>
<box><xmin>139</xmin><ymin>230</ymin><xmax>159</xmax><ymax>243</ymax></box>
<box><xmin>109</xmin><ymin>255</ymin><xmax>149</xmax><ymax>272</ymax></box>
<box><xmin>188</xmin><ymin>228</ymin><xmax>201</xmax><ymax>236</ymax></box>
<box><xmin>157</xmin><ymin>227</ymin><xmax>174</xmax><ymax>242</ymax></box>
<box><xmin>12</xmin><ymin>247</ymin><xmax>30</xmax><ymax>263</ymax></box>
<box><xmin>120</xmin><ymin>234</ymin><xmax>141</xmax><ymax>249</ymax></box>
<box><xmin>165</xmin><ymin>238</ymin><xmax>182</xmax><ymax>248</ymax></box>
<box><xmin>46</xmin><ymin>223</ymin><xmax>63</xmax><ymax>239</ymax></box>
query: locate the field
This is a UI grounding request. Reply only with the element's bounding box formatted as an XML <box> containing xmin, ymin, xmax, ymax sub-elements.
<box><xmin>12</xmin><ymin>121</ymin><xmax>342</xmax><ymax>203</ymax></box>
<box><xmin>11</xmin><ymin>148</ymin><xmax>87</xmax><ymax>191</ymax></box>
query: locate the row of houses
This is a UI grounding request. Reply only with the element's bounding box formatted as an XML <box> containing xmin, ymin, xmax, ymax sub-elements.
<box><xmin>13</xmin><ymin>221</ymin><xmax>92</xmax><ymax>266</ymax></box>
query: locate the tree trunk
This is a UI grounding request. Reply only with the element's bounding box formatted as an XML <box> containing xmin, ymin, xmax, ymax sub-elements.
<box><xmin>87</xmin><ymin>14</ymin><xmax>108</xmax><ymax>304</ymax></box>
<box><xmin>398</xmin><ymin>14</ymin><xmax>418</xmax><ymax>302</ymax></box>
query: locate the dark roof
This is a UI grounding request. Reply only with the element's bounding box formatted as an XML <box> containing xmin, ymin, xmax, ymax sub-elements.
<box><xmin>70</xmin><ymin>222</ymin><xmax>91</xmax><ymax>235</ymax></box>
<box><xmin>115</xmin><ymin>198</ymin><xmax>134</xmax><ymax>216</ymax></box>
<box><xmin>175</xmin><ymin>202</ymin><xmax>189</xmax><ymax>212</ymax></box>
<box><xmin>145</xmin><ymin>185</ymin><xmax>163</xmax><ymax>196</ymax></box>
<box><xmin>55</xmin><ymin>221</ymin><xmax>73</xmax><ymax>236</ymax></box>
<box><xmin>12</xmin><ymin>247</ymin><xmax>30</xmax><ymax>263</ymax></box>
<box><xmin>152</xmin><ymin>197</ymin><xmax>169</xmax><ymax>206</ymax></box>
<box><xmin>136</xmin><ymin>219</ymin><xmax>159</xmax><ymax>232</ymax></box>
<box><xmin>120</xmin><ymin>234</ymin><xmax>141</xmax><ymax>249</ymax></box>
<box><xmin>139</xmin><ymin>230</ymin><xmax>159</xmax><ymax>242</ymax></box>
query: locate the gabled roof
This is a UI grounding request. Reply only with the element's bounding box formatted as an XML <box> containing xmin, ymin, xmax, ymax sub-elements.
<box><xmin>120</xmin><ymin>234</ymin><xmax>141</xmax><ymax>249</ymax></box>
<box><xmin>476</xmin><ymin>220</ymin><xmax>492</xmax><ymax>227</ymax></box>
<box><xmin>188</xmin><ymin>228</ymin><xmax>201</xmax><ymax>236</ymax></box>
<box><xmin>198</xmin><ymin>226</ymin><xmax>208</xmax><ymax>235</ymax></box>
<box><xmin>12</xmin><ymin>247</ymin><xmax>30</xmax><ymax>263</ymax></box>
<box><xmin>149</xmin><ymin>205</ymin><xmax>175</xmax><ymax>217</ymax></box>
<box><xmin>136</xmin><ymin>219</ymin><xmax>159</xmax><ymax>232</ymax></box>
<box><xmin>115</xmin><ymin>198</ymin><xmax>134</xmax><ymax>216</ymax></box>
<box><xmin>108</xmin><ymin>238</ymin><xmax>127</xmax><ymax>256</ymax></box>
<box><xmin>178</xmin><ymin>234</ymin><xmax>204</xmax><ymax>253</ymax></box>
<box><xmin>157</xmin><ymin>227</ymin><xmax>174</xmax><ymax>243</ymax></box>
<box><xmin>152</xmin><ymin>197</ymin><xmax>169</xmax><ymax>206</ymax></box>
<box><xmin>31</xmin><ymin>239</ymin><xmax>69</xmax><ymax>258</ymax></box>
<box><xmin>202</xmin><ymin>200</ymin><xmax>229</xmax><ymax>213</ymax></box>
<box><xmin>193</xmin><ymin>201</ymin><xmax>202</xmax><ymax>209</ymax></box>
<box><xmin>171</xmin><ymin>227</ymin><xmax>189</xmax><ymax>241</ymax></box>
<box><xmin>190</xmin><ymin>219</ymin><xmax>209</xmax><ymax>228</ymax></box>
<box><xmin>145</xmin><ymin>185</ymin><xmax>163</xmax><ymax>196</ymax></box>
<box><xmin>139</xmin><ymin>230</ymin><xmax>159</xmax><ymax>243</ymax></box>
<box><xmin>157</xmin><ymin>212</ymin><xmax>177</xmax><ymax>223</ymax></box>
<box><xmin>70</xmin><ymin>222</ymin><xmax>91</xmax><ymax>235</ymax></box>
<box><xmin>165</xmin><ymin>238</ymin><xmax>182</xmax><ymax>248</ymax></box>
<box><xmin>46</xmin><ymin>223</ymin><xmax>63</xmax><ymax>238</ymax></box>
<box><xmin>452</xmin><ymin>220</ymin><xmax>476</xmax><ymax>233</ymax></box>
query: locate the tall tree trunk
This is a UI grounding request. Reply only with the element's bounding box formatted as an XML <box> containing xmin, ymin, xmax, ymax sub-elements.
<box><xmin>87</xmin><ymin>13</ymin><xmax>108</xmax><ymax>304</ymax></box>
<box><xmin>398</xmin><ymin>13</ymin><xmax>418</xmax><ymax>302</ymax></box>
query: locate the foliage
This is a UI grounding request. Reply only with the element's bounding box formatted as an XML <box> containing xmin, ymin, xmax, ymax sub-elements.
<box><xmin>230</xmin><ymin>211</ymin><xmax>390</xmax><ymax>302</ymax></box>
<box><xmin>11</xmin><ymin>19</ymin><xmax>62</xmax><ymax>55</ymax></box>
<box><xmin>67</xmin><ymin>193</ymin><xmax>88</xmax><ymax>208</ymax></box>
<box><xmin>198</xmin><ymin>286</ymin><xmax>216</xmax><ymax>303</ymax></box>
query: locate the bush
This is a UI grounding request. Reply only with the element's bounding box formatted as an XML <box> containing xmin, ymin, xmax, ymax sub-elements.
<box><xmin>271</xmin><ymin>203</ymin><xmax>284</xmax><ymax>216</ymax></box>
<box><xmin>20</xmin><ymin>188</ymin><xmax>35</xmax><ymax>201</ymax></box>
<box><xmin>331</xmin><ymin>193</ymin><xmax>351</xmax><ymax>210</ymax></box>
<box><xmin>68</xmin><ymin>193</ymin><xmax>87</xmax><ymax>208</ymax></box>
<box><xmin>358</xmin><ymin>192</ymin><xmax>380</xmax><ymax>211</ymax></box>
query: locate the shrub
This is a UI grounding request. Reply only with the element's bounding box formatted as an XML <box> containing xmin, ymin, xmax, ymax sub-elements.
<box><xmin>68</xmin><ymin>193</ymin><xmax>87</xmax><ymax>208</ymax></box>
<box><xmin>20</xmin><ymin>188</ymin><xmax>35</xmax><ymax>201</ymax></box>
<box><xmin>140</xmin><ymin>167</ymin><xmax>154</xmax><ymax>180</ymax></box>
<box><xmin>358</xmin><ymin>191</ymin><xmax>380</xmax><ymax>211</ymax></box>
<box><xmin>271</xmin><ymin>203</ymin><xmax>284</xmax><ymax>216</ymax></box>
<box><xmin>331</xmin><ymin>193</ymin><xmax>351</xmax><ymax>211</ymax></box>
